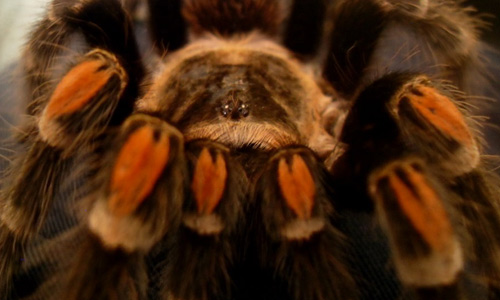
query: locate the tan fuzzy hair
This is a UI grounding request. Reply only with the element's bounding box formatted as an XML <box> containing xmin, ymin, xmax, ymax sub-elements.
<box><xmin>182</xmin><ymin>0</ymin><xmax>283</xmax><ymax>36</ymax></box>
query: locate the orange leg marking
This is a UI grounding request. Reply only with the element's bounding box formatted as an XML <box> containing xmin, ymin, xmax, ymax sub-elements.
<box><xmin>191</xmin><ymin>148</ymin><xmax>227</xmax><ymax>215</ymax></box>
<box><xmin>388</xmin><ymin>165</ymin><xmax>453</xmax><ymax>252</ymax></box>
<box><xmin>108</xmin><ymin>125</ymin><xmax>170</xmax><ymax>216</ymax></box>
<box><xmin>407</xmin><ymin>86</ymin><xmax>473</xmax><ymax>147</ymax></box>
<box><xmin>278</xmin><ymin>155</ymin><xmax>316</xmax><ymax>219</ymax></box>
<box><xmin>46</xmin><ymin>59</ymin><xmax>114</xmax><ymax>119</ymax></box>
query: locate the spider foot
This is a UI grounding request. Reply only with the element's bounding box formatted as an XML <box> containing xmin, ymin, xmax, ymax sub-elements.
<box><xmin>165</xmin><ymin>141</ymin><xmax>246</xmax><ymax>300</ymax></box>
<box><xmin>334</xmin><ymin>73</ymin><xmax>484</xmax><ymax>297</ymax></box>
<box><xmin>369</xmin><ymin>158</ymin><xmax>463</xmax><ymax>288</ymax></box>
<box><xmin>258</xmin><ymin>147</ymin><xmax>330</xmax><ymax>241</ymax></box>
<box><xmin>39</xmin><ymin>50</ymin><xmax>128</xmax><ymax>151</ymax></box>
<box><xmin>88</xmin><ymin>114</ymin><xmax>185</xmax><ymax>252</ymax></box>
<box><xmin>340</xmin><ymin>74</ymin><xmax>478</xmax><ymax>176</ymax></box>
<box><xmin>255</xmin><ymin>147</ymin><xmax>356</xmax><ymax>300</ymax></box>
<box><xmin>182</xmin><ymin>140</ymin><xmax>245</xmax><ymax>235</ymax></box>
<box><xmin>395</xmin><ymin>77</ymin><xmax>479</xmax><ymax>175</ymax></box>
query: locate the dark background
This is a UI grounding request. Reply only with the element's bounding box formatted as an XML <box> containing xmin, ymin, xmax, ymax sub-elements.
<box><xmin>462</xmin><ymin>0</ymin><xmax>500</xmax><ymax>154</ymax></box>
<box><xmin>465</xmin><ymin>0</ymin><xmax>500</xmax><ymax>46</ymax></box>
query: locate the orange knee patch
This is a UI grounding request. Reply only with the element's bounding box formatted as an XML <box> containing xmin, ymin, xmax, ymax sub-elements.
<box><xmin>46</xmin><ymin>59</ymin><xmax>114</xmax><ymax>119</ymax></box>
<box><xmin>277</xmin><ymin>155</ymin><xmax>315</xmax><ymax>219</ymax></box>
<box><xmin>108</xmin><ymin>125</ymin><xmax>170</xmax><ymax>216</ymax></box>
<box><xmin>406</xmin><ymin>86</ymin><xmax>473</xmax><ymax>147</ymax></box>
<box><xmin>386</xmin><ymin>165</ymin><xmax>453</xmax><ymax>252</ymax></box>
<box><xmin>191</xmin><ymin>148</ymin><xmax>227</xmax><ymax>215</ymax></box>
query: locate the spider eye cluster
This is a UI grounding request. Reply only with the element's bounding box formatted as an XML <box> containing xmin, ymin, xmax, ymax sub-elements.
<box><xmin>219</xmin><ymin>99</ymin><xmax>250</xmax><ymax>119</ymax></box>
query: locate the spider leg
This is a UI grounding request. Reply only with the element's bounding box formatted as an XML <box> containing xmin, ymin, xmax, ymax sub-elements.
<box><xmin>321</xmin><ymin>2</ymin><xmax>492</xmax><ymax>295</ymax></box>
<box><xmin>146</xmin><ymin>0</ymin><xmax>187</xmax><ymax>54</ymax></box>
<box><xmin>39</xmin><ymin>114</ymin><xmax>183</xmax><ymax>299</ymax></box>
<box><xmin>161</xmin><ymin>140</ymin><xmax>246</xmax><ymax>300</ymax></box>
<box><xmin>0</xmin><ymin>0</ymin><xmax>143</xmax><ymax>294</ymax></box>
<box><xmin>323</xmin><ymin>0</ymin><xmax>485</xmax><ymax>97</ymax></box>
<box><xmin>255</xmin><ymin>146</ymin><xmax>356</xmax><ymax>300</ymax></box>
<box><xmin>332</xmin><ymin>72</ymin><xmax>500</xmax><ymax>299</ymax></box>
<box><xmin>452</xmin><ymin>169</ymin><xmax>500</xmax><ymax>298</ymax></box>
<box><xmin>38</xmin><ymin>118</ymin><xmax>246</xmax><ymax>299</ymax></box>
<box><xmin>282</xmin><ymin>0</ymin><xmax>328</xmax><ymax>58</ymax></box>
<box><xmin>88</xmin><ymin>114</ymin><xmax>185</xmax><ymax>252</ymax></box>
<box><xmin>323</xmin><ymin>0</ymin><xmax>390</xmax><ymax>97</ymax></box>
<box><xmin>368</xmin><ymin>158</ymin><xmax>464</xmax><ymax>298</ymax></box>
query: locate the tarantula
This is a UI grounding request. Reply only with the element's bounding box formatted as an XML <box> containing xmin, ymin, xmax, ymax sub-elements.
<box><xmin>1</xmin><ymin>0</ymin><xmax>500</xmax><ymax>299</ymax></box>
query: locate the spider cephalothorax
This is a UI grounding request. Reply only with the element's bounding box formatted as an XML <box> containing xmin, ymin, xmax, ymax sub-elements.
<box><xmin>1</xmin><ymin>0</ymin><xmax>500</xmax><ymax>300</ymax></box>
<box><xmin>137</xmin><ymin>35</ymin><xmax>335</xmax><ymax>153</ymax></box>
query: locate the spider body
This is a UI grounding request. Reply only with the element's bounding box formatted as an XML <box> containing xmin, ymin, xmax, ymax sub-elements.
<box><xmin>1</xmin><ymin>0</ymin><xmax>500</xmax><ymax>300</ymax></box>
<box><xmin>138</xmin><ymin>36</ymin><xmax>333</xmax><ymax>153</ymax></box>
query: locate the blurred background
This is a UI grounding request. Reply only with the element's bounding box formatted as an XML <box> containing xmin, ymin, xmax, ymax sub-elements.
<box><xmin>0</xmin><ymin>0</ymin><xmax>48</xmax><ymax>70</ymax></box>
<box><xmin>465</xmin><ymin>0</ymin><xmax>500</xmax><ymax>47</ymax></box>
